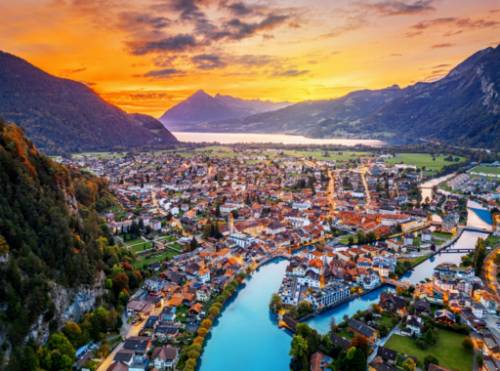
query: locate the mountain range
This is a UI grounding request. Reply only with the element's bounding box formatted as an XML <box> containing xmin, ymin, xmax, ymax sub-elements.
<box><xmin>0</xmin><ymin>51</ymin><xmax>178</xmax><ymax>154</ymax></box>
<box><xmin>159</xmin><ymin>89</ymin><xmax>288</xmax><ymax>130</ymax></box>
<box><xmin>164</xmin><ymin>45</ymin><xmax>500</xmax><ymax>150</ymax></box>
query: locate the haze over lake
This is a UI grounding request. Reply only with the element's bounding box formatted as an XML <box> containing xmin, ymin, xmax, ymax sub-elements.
<box><xmin>172</xmin><ymin>132</ymin><xmax>385</xmax><ymax>146</ymax></box>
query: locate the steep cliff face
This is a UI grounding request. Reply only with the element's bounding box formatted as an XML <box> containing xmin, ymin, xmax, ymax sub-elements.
<box><xmin>0</xmin><ymin>119</ymin><xmax>115</xmax><ymax>346</ymax></box>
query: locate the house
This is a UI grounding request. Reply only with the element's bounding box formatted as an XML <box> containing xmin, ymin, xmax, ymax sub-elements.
<box><xmin>472</xmin><ymin>303</ymin><xmax>485</xmax><ymax>319</ymax></box>
<box><xmin>434</xmin><ymin>309</ymin><xmax>455</xmax><ymax>324</ymax></box>
<box><xmin>482</xmin><ymin>336</ymin><xmax>500</xmax><ymax>358</ymax></box>
<box><xmin>482</xmin><ymin>357</ymin><xmax>500</xmax><ymax>371</ymax></box>
<box><xmin>107</xmin><ymin>362</ymin><xmax>130</xmax><ymax>371</ymax></box>
<box><xmin>348</xmin><ymin>319</ymin><xmax>378</xmax><ymax>343</ymax></box>
<box><xmin>151</xmin><ymin>345</ymin><xmax>179</xmax><ymax>370</ymax></box>
<box><xmin>414</xmin><ymin>299</ymin><xmax>432</xmax><ymax>315</ymax></box>
<box><xmin>113</xmin><ymin>350</ymin><xmax>134</xmax><ymax>366</ymax></box>
<box><xmin>405</xmin><ymin>315</ymin><xmax>423</xmax><ymax>336</ymax></box>
<box><xmin>379</xmin><ymin>292</ymin><xmax>407</xmax><ymax>316</ymax></box>
<box><xmin>310</xmin><ymin>351</ymin><xmax>333</xmax><ymax>371</ymax></box>
<box><xmin>123</xmin><ymin>336</ymin><xmax>151</xmax><ymax>355</ymax></box>
<box><xmin>330</xmin><ymin>333</ymin><xmax>350</xmax><ymax>351</ymax></box>
<box><xmin>376</xmin><ymin>346</ymin><xmax>397</xmax><ymax>365</ymax></box>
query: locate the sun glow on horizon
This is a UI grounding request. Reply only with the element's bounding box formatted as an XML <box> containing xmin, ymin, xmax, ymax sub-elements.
<box><xmin>0</xmin><ymin>0</ymin><xmax>498</xmax><ymax>117</ymax></box>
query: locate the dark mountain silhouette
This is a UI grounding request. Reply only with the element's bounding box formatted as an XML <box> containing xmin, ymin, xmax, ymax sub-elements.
<box><xmin>188</xmin><ymin>45</ymin><xmax>500</xmax><ymax>150</ymax></box>
<box><xmin>0</xmin><ymin>51</ymin><xmax>177</xmax><ymax>154</ymax></box>
<box><xmin>159</xmin><ymin>89</ymin><xmax>288</xmax><ymax>131</ymax></box>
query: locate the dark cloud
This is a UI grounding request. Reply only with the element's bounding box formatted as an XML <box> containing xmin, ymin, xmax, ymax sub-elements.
<box><xmin>123</xmin><ymin>1</ymin><xmax>294</xmax><ymax>56</ymax></box>
<box><xmin>431</xmin><ymin>43</ymin><xmax>454</xmax><ymax>48</ymax></box>
<box><xmin>272</xmin><ymin>69</ymin><xmax>309</xmax><ymax>77</ymax></box>
<box><xmin>359</xmin><ymin>0</ymin><xmax>435</xmax><ymax>16</ymax></box>
<box><xmin>62</xmin><ymin>67</ymin><xmax>87</xmax><ymax>74</ymax></box>
<box><xmin>153</xmin><ymin>54</ymin><xmax>179</xmax><ymax>67</ymax></box>
<box><xmin>226</xmin><ymin>1</ymin><xmax>255</xmax><ymax>16</ymax></box>
<box><xmin>432</xmin><ymin>63</ymin><xmax>451</xmax><ymax>68</ymax></box>
<box><xmin>129</xmin><ymin>34</ymin><xmax>198</xmax><ymax>55</ymax></box>
<box><xmin>143</xmin><ymin>68</ymin><xmax>184</xmax><ymax>78</ymax></box>
<box><xmin>221</xmin><ymin>14</ymin><xmax>290</xmax><ymax>41</ymax></box>
<box><xmin>192</xmin><ymin>54</ymin><xmax>227</xmax><ymax>69</ymax></box>
<box><xmin>189</xmin><ymin>53</ymin><xmax>277</xmax><ymax>70</ymax></box>
<box><xmin>118</xmin><ymin>11</ymin><xmax>170</xmax><ymax>31</ymax></box>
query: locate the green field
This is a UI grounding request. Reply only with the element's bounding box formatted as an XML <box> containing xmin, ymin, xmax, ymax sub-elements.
<box><xmin>133</xmin><ymin>248</ymin><xmax>180</xmax><ymax>269</ymax></box>
<box><xmin>72</xmin><ymin>151</ymin><xmax>127</xmax><ymax>160</ymax></box>
<box><xmin>469</xmin><ymin>165</ymin><xmax>500</xmax><ymax>176</ymax></box>
<box><xmin>385</xmin><ymin>330</ymin><xmax>472</xmax><ymax>371</ymax></box>
<box><xmin>283</xmin><ymin>150</ymin><xmax>370</xmax><ymax>162</ymax></box>
<box><xmin>125</xmin><ymin>238</ymin><xmax>153</xmax><ymax>253</ymax></box>
<box><xmin>432</xmin><ymin>231</ymin><xmax>453</xmax><ymax>241</ymax></box>
<box><xmin>398</xmin><ymin>254</ymin><xmax>430</xmax><ymax>267</ymax></box>
<box><xmin>386</xmin><ymin>153</ymin><xmax>465</xmax><ymax>175</ymax></box>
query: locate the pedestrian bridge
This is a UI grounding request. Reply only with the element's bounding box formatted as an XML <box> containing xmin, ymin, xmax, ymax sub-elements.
<box><xmin>382</xmin><ymin>278</ymin><xmax>412</xmax><ymax>289</ymax></box>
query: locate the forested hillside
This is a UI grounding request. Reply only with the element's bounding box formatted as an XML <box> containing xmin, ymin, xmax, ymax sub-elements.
<box><xmin>0</xmin><ymin>119</ymin><xmax>136</xmax><ymax>370</ymax></box>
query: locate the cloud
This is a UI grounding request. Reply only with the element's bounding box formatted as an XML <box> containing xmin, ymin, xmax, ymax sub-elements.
<box><xmin>359</xmin><ymin>0</ymin><xmax>436</xmax><ymax>16</ymax></box>
<box><xmin>322</xmin><ymin>16</ymin><xmax>366</xmax><ymax>38</ymax></box>
<box><xmin>220</xmin><ymin>14</ymin><xmax>290</xmax><ymax>41</ymax></box>
<box><xmin>431</xmin><ymin>42</ymin><xmax>454</xmax><ymax>48</ymax></box>
<box><xmin>225</xmin><ymin>1</ymin><xmax>256</xmax><ymax>16</ymax></box>
<box><xmin>407</xmin><ymin>16</ymin><xmax>500</xmax><ymax>37</ymax></box>
<box><xmin>272</xmin><ymin>69</ymin><xmax>309</xmax><ymax>77</ymax></box>
<box><xmin>192</xmin><ymin>53</ymin><xmax>227</xmax><ymax>69</ymax></box>
<box><xmin>143</xmin><ymin>67</ymin><xmax>184</xmax><ymax>78</ymax></box>
<box><xmin>432</xmin><ymin>63</ymin><xmax>451</xmax><ymax>68</ymax></box>
<box><xmin>128</xmin><ymin>34</ymin><xmax>198</xmax><ymax>54</ymax></box>
<box><xmin>62</xmin><ymin>67</ymin><xmax>87</xmax><ymax>74</ymax></box>
<box><xmin>230</xmin><ymin>54</ymin><xmax>276</xmax><ymax>67</ymax></box>
<box><xmin>121</xmin><ymin>1</ymin><xmax>295</xmax><ymax>57</ymax></box>
<box><xmin>118</xmin><ymin>11</ymin><xmax>170</xmax><ymax>31</ymax></box>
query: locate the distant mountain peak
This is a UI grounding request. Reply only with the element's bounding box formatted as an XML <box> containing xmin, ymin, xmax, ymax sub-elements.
<box><xmin>163</xmin><ymin>45</ymin><xmax>499</xmax><ymax>150</ymax></box>
<box><xmin>191</xmin><ymin>89</ymin><xmax>211</xmax><ymax>98</ymax></box>
<box><xmin>159</xmin><ymin>90</ymin><xmax>289</xmax><ymax>128</ymax></box>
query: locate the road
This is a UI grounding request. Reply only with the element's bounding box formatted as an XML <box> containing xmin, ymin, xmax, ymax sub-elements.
<box><xmin>96</xmin><ymin>302</ymin><xmax>166</xmax><ymax>371</ymax></box>
<box><xmin>483</xmin><ymin>246</ymin><xmax>500</xmax><ymax>303</ymax></box>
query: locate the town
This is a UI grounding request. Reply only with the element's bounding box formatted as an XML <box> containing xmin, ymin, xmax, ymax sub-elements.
<box><xmin>58</xmin><ymin>146</ymin><xmax>500</xmax><ymax>371</ymax></box>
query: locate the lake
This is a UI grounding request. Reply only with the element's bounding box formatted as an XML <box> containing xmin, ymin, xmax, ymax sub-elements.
<box><xmin>172</xmin><ymin>131</ymin><xmax>385</xmax><ymax>147</ymax></box>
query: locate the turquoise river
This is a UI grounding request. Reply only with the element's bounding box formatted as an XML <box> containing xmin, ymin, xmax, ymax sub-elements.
<box><xmin>198</xmin><ymin>230</ymin><xmax>488</xmax><ymax>371</ymax></box>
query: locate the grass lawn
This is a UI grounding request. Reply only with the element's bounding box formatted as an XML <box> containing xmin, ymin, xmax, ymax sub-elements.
<box><xmin>194</xmin><ymin>145</ymin><xmax>240</xmax><ymax>158</ymax></box>
<box><xmin>334</xmin><ymin>327</ymin><xmax>353</xmax><ymax>340</ymax></box>
<box><xmin>469</xmin><ymin>165</ymin><xmax>500</xmax><ymax>176</ymax></box>
<box><xmin>125</xmin><ymin>238</ymin><xmax>153</xmax><ymax>253</ymax></box>
<box><xmin>72</xmin><ymin>151</ymin><xmax>126</xmax><ymax>160</ymax></box>
<box><xmin>386</xmin><ymin>153</ymin><xmax>465</xmax><ymax>175</ymax></box>
<box><xmin>375</xmin><ymin>313</ymin><xmax>399</xmax><ymax>332</ymax></box>
<box><xmin>385</xmin><ymin>329</ymin><xmax>472</xmax><ymax>371</ymax></box>
<box><xmin>338</xmin><ymin>234</ymin><xmax>356</xmax><ymax>244</ymax></box>
<box><xmin>156</xmin><ymin>235</ymin><xmax>177</xmax><ymax>242</ymax></box>
<box><xmin>132</xmin><ymin>249</ymin><xmax>180</xmax><ymax>269</ymax></box>
<box><xmin>432</xmin><ymin>231</ymin><xmax>453</xmax><ymax>240</ymax></box>
<box><xmin>398</xmin><ymin>255</ymin><xmax>430</xmax><ymax>268</ymax></box>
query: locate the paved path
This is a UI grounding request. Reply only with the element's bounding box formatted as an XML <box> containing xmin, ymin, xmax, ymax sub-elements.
<box><xmin>367</xmin><ymin>324</ymin><xmax>400</xmax><ymax>363</ymax></box>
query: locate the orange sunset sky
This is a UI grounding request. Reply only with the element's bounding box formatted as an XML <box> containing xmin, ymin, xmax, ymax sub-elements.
<box><xmin>1</xmin><ymin>0</ymin><xmax>499</xmax><ymax>117</ymax></box>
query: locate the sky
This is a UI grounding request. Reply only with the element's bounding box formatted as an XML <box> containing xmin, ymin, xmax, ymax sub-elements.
<box><xmin>0</xmin><ymin>0</ymin><xmax>499</xmax><ymax>117</ymax></box>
